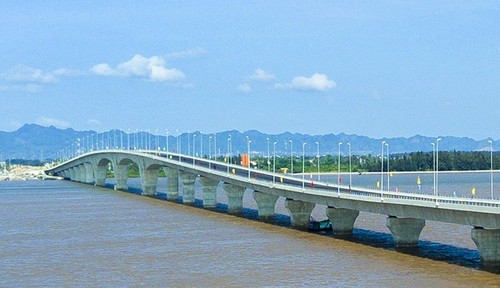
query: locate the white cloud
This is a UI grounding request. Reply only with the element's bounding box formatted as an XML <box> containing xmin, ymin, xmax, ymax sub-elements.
<box><xmin>1</xmin><ymin>65</ymin><xmax>65</xmax><ymax>83</ymax></box>
<box><xmin>91</xmin><ymin>54</ymin><xmax>185</xmax><ymax>82</ymax></box>
<box><xmin>250</xmin><ymin>69</ymin><xmax>275</xmax><ymax>82</ymax></box>
<box><xmin>87</xmin><ymin>119</ymin><xmax>102</xmax><ymax>126</ymax></box>
<box><xmin>236</xmin><ymin>83</ymin><xmax>251</xmax><ymax>93</ymax></box>
<box><xmin>166</xmin><ymin>47</ymin><xmax>206</xmax><ymax>59</ymax></box>
<box><xmin>36</xmin><ymin>116</ymin><xmax>70</xmax><ymax>128</ymax></box>
<box><xmin>291</xmin><ymin>73</ymin><xmax>336</xmax><ymax>91</ymax></box>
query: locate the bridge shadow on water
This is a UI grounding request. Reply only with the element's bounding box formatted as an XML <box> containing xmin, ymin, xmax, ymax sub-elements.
<box><xmin>204</xmin><ymin>201</ymin><xmax>486</xmax><ymax>272</ymax></box>
<box><xmin>130</xmin><ymin>190</ymin><xmax>493</xmax><ymax>273</ymax></box>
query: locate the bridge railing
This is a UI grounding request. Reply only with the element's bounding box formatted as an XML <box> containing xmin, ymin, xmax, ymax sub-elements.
<box><xmin>49</xmin><ymin>150</ymin><xmax>500</xmax><ymax>210</ymax></box>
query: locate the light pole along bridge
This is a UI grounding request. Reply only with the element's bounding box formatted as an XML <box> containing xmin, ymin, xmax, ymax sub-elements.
<box><xmin>45</xmin><ymin>150</ymin><xmax>500</xmax><ymax>269</ymax></box>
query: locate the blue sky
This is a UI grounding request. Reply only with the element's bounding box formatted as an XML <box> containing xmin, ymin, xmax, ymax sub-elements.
<box><xmin>0</xmin><ymin>1</ymin><xmax>498</xmax><ymax>139</ymax></box>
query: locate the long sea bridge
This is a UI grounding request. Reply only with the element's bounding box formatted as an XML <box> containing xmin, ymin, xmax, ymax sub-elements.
<box><xmin>45</xmin><ymin>149</ymin><xmax>500</xmax><ymax>269</ymax></box>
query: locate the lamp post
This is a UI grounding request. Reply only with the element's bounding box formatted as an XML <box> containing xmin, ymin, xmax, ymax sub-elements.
<box><xmin>200</xmin><ymin>131</ymin><xmax>203</xmax><ymax>158</ymax></box>
<box><xmin>273</xmin><ymin>141</ymin><xmax>277</xmax><ymax>185</ymax></box>
<box><xmin>338</xmin><ymin>142</ymin><xmax>342</xmax><ymax>196</ymax></box>
<box><xmin>315</xmin><ymin>141</ymin><xmax>320</xmax><ymax>181</ymax></box>
<box><xmin>209</xmin><ymin>136</ymin><xmax>212</xmax><ymax>159</ymax></box>
<box><xmin>227</xmin><ymin>137</ymin><xmax>231</xmax><ymax>174</ymax></box>
<box><xmin>214</xmin><ymin>133</ymin><xmax>217</xmax><ymax>161</ymax></box>
<box><xmin>431</xmin><ymin>142</ymin><xmax>436</xmax><ymax>197</ymax></box>
<box><xmin>489</xmin><ymin>139</ymin><xmax>494</xmax><ymax>199</ymax></box>
<box><xmin>385</xmin><ymin>142</ymin><xmax>390</xmax><ymax>191</ymax></box>
<box><xmin>302</xmin><ymin>142</ymin><xmax>307</xmax><ymax>191</ymax></box>
<box><xmin>266</xmin><ymin>138</ymin><xmax>270</xmax><ymax>172</ymax></box>
<box><xmin>246</xmin><ymin>136</ymin><xmax>251</xmax><ymax>180</ymax></box>
<box><xmin>348</xmin><ymin>143</ymin><xmax>352</xmax><ymax>189</ymax></box>
<box><xmin>380</xmin><ymin>141</ymin><xmax>385</xmax><ymax>192</ymax></box>
<box><xmin>166</xmin><ymin>129</ymin><xmax>169</xmax><ymax>154</ymax></box>
<box><xmin>436</xmin><ymin>138</ymin><xmax>441</xmax><ymax>200</ymax></box>
<box><xmin>228</xmin><ymin>134</ymin><xmax>232</xmax><ymax>165</ymax></box>
<box><xmin>187</xmin><ymin>130</ymin><xmax>190</xmax><ymax>156</ymax></box>
<box><xmin>127</xmin><ymin>129</ymin><xmax>130</xmax><ymax>150</ymax></box>
<box><xmin>290</xmin><ymin>140</ymin><xmax>293</xmax><ymax>174</ymax></box>
<box><xmin>193</xmin><ymin>133</ymin><xmax>196</xmax><ymax>165</ymax></box>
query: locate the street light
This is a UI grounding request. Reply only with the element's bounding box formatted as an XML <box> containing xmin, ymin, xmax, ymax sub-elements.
<box><xmin>214</xmin><ymin>133</ymin><xmax>217</xmax><ymax>160</ymax></box>
<box><xmin>200</xmin><ymin>131</ymin><xmax>203</xmax><ymax>158</ymax></box>
<box><xmin>431</xmin><ymin>142</ymin><xmax>436</xmax><ymax>197</ymax></box>
<box><xmin>302</xmin><ymin>142</ymin><xmax>307</xmax><ymax>191</ymax></box>
<box><xmin>266</xmin><ymin>137</ymin><xmax>270</xmax><ymax>172</ymax></box>
<box><xmin>166</xmin><ymin>129</ymin><xmax>169</xmax><ymax>154</ymax></box>
<box><xmin>127</xmin><ymin>129</ymin><xmax>130</xmax><ymax>150</ymax></box>
<box><xmin>246</xmin><ymin>136</ymin><xmax>251</xmax><ymax>180</ymax></box>
<box><xmin>347</xmin><ymin>143</ymin><xmax>352</xmax><ymax>189</ymax></box>
<box><xmin>436</xmin><ymin>138</ymin><xmax>442</xmax><ymax>200</ymax></box>
<box><xmin>209</xmin><ymin>136</ymin><xmax>212</xmax><ymax>159</ymax></box>
<box><xmin>273</xmin><ymin>141</ymin><xmax>277</xmax><ymax>185</ymax></box>
<box><xmin>315</xmin><ymin>141</ymin><xmax>320</xmax><ymax>181</ymax></box>
<box><xmin>227</xmin><ymin>137</ymin><xmax>231</xmax><ymax>174</ymax></box>
<box><xmin>290</xmin><ymin>140</ymin><xmax>293</xmax><ymax>174</ymax></box>
<box><xmin>489</xmin><ymin>139</ymin><xmax>494</xmax><ymax>199</ymax></box>
<box><xmin>193</xmin><ymin>133</ymin><xmax>197</xmax><ymax>165</ymax></box>
<box><xmin>385</xmin><ymin>142</ymin><xmax>390</xmax><ymax>191</ymax></box>
<box><xmin>228</xmin><ymin>134</ymin><xmax>232</xmax><ymax>165</ymax></box>
<box><xmin>338</xmin><ymin>142</ymin><xmax>342</xmax><ymax>196</ymax></box>
<box><xmin>381</xmin><ymin>141</ymin><xmax>385</xmax><ymax>192</ymax></box>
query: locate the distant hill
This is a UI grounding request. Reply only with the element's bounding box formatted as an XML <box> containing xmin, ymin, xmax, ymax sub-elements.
<box><xmin>0</xmin><ymin>124</ymin><xmax>496</xmax><ymax>161</ymax></box>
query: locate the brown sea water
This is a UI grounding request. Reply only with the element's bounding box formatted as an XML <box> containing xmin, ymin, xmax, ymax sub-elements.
<box><xmin>0</xmin><ymin>179</ymin><xmax>499</xmax><ymax>287</ymax></box>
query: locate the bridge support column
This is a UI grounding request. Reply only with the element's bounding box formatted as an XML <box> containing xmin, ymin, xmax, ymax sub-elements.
<box><xmin>179</xmin><ymin>171</ymin><xmax>197</xmax><ymax>204</ymax></box>
<box><xmin>326</xmin><ymin>207</ymin><xmax>360</xmax><ymax>236</ymax></box>
<box><xmin>69</xmin><ymin>167</ymin><xmax>76</xmax><ymax>181</ymax></box>
<box><xmin>94</xmin><ymin>165</ymin><xmax>107</xmax><ymax>186</ymax></box>
<box><xmin>472</xmin><ymin>227</ymin><xmax>500</xmax><ymax>270</ymax></box>
<box><xmin>285</xmin><ymin>199</ymin><xmax>315</xmax><ymax>230</ymax></box>
<box><xmin>83</xmin><ymin>163</ymin><xmax>94</xmax><ymax>184</ymax></box>
<box><xmin>386</xmin><ymin>216</ymin><xmax>425</xmax><ymax>248</ymax></box>
<box><xmin>252</xmin><ymin>191</ymin><xmax>278</xmax><ymax>219</ymax></box>
<box><xmin>163</xmin><ymin>167</ymin><xmax>179</xmax><ymax>201</ymax></box>
<box><xmin>222</xmin><ymin>183</ymin><xmax>245</xmax><ymax>213</ymax></box>
<box><xmin>114</xmin><ymin>165</ymin><xmax>129</xmax><ymax>191</ymax></box>
<box><xmin>199</xmin><ymin>177</ymin><xmax>219</xmax><ymax>208</ymax></box>
<box><xmin>141</xmin><ymin>167</ymin><xmax>159</xmax><ymax>196</ymax></box>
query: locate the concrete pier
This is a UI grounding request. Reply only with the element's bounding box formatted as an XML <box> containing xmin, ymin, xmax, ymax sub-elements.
<box><xmin>326</xmin><ymin>207</ymin><xmax>360</xmax><ymax>236</ymax></box>
<box><xmin>179</xmin><ymin>171</ymin><xmax>197</xmax><ymax>204</ymax></box>
<box><xmin>386</xmin><ymin>216</ymin><xmax>425</xmax><ymax>248</ymax></box>
<box><xmin>285</xmin><ymin>199</ymin><xmax>315</xmax><ymax>229</ymax></box>
<box><xmin>140</xmin><ymin>167</ymin><xmax>159</xmax><ymax>196</ymax></box>
<box><xmin>94</xmin><ymin>165</ymin><xmax>107</xmax><ymax>187</ymax></box>
<box><xmin>471</xmin><ymin>227</ymin><xmax>500</xmax><ymax>270</ymax></box>
<box><xmin>199</xmin><ymin>177</ymin><xmax>219</xmax><ymax>208</ymax></box>
<box><xmin>114</xmin><ymin>164</ymin><xmax>129</xmax><ymax>191</ymax></box>
<box><xmin>83</xmin><ymin>163</ymin><xmax>94</xmax><ymax>184</ymax></box>
<box><xmin>222</xmin><ymin>183</ymin><xmax>246</xmax><ymax>213</ymax></box>
<box><xmin>163</xmin><ymin>167</ymin><xmax>179</xmax><ymax>201</ymax></box>
<box><xmin>252</xmin><ymin>191</ymin><xmax>278</xmax><ymax>218</ymax></box>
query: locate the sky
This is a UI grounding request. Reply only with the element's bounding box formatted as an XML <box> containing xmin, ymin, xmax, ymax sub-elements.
<box><xmin>0</xmin><ymin>1</ymin><xmax>498</xmax><ymax>140</ymax></box>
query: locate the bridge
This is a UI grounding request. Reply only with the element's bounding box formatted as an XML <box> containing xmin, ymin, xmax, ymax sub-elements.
<box><xmin>45</xmin><ymin>149</ymin><xmax>500</xmax><ymax>269</ymax></box>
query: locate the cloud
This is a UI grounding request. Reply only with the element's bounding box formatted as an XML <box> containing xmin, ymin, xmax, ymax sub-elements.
<box><xmin>250</xmin><ymin>69</ymin><xmax>275</xmax><ymax>82</ymax></box>
<box><xmin>91</xmin><ymin>54</ymin><xmax>185</xmax><ymax>82</ymax></box>
<box><xmin>1</xmin><ymin>65</ymin><xmax>79</xmax><ymax>84</ymax></box>
<box><xmin>166</xmin><ymin>47</ymin><xmax>206</xmax><ymax>59</ymax></box>
<box><xmin>236</xmin><ymin>83</ymin><xmax>251</xmax><ymax>93</ymax></box>
<box><xmin>0</xmin><ymin>84</ymin><xmax>42</xmax><ymax>93</ymax></box>
<box><xmin>36</xmin><ymin>116</ymin><xmax>70</xmax><ymax>128</ymax></box>
<box><xmin>87</xmin><ymin>119</ymin><xmax>102</xmax><ymax>126</ymax></box>
<box><xmin>274</xmin><ymin>73</ymin><xmax>336</xmax><ymax>92</ymax></box>
<box><xmin>291</xmin><ymin>73</ymin><xmax>336</xmax><ymax>91</ymax></box>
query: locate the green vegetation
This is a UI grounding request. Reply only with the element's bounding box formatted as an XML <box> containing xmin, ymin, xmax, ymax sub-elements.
<box><xmin>249</xmin><ymin>151</ymin><xmax>500</xmax><ymax>174</ymax></box>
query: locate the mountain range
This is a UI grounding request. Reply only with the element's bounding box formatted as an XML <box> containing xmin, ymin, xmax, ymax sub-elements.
<box><xmin>0</xmin><ymin>124</ymin><xmax>496</xmax><ymax>161</ymax></box>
